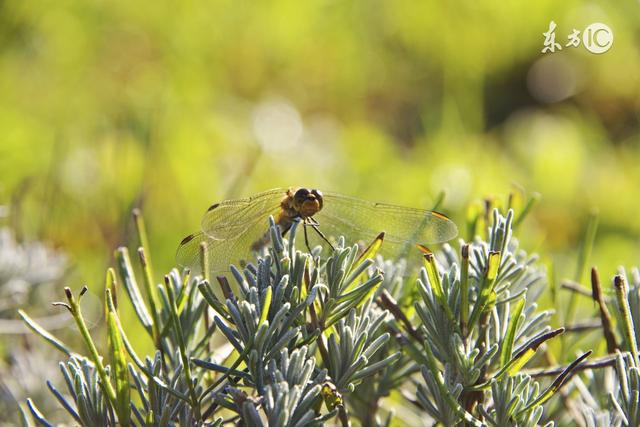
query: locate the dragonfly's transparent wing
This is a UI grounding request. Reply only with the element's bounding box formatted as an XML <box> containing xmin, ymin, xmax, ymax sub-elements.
<box><xmin>176</xmin><ymin>232</ymin><xmax>212</xmax><ymax>272</ymax></box>
<box><xmin>314</xmin><ymin>192</ymin><xmax>457</xmax><ymax>258</ymax></box>
<box><xmin>176</xmin><ymin>209</ymin><xmax>283</xmax><ymax>274</ymax></box>
<box><xmin>200</xmin><ymin>188</ymin><xmax>286</xmax><ymax>239</ymax></box>
<box><xmin>177</xmin><ymin>188</ymin><xmax>288</xmax><ymax>273</ymax></box>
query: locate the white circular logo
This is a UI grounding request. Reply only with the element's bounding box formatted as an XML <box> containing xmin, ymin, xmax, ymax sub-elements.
<box><xmin>583</xmin><ymin>23</ymin><xmax>613</xmax><ymax>54</ymax></box>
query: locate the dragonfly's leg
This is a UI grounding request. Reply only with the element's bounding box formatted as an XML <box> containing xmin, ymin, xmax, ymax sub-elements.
<box><xmin>309</xmin><ymin>221</ymin><xmax>335</xmax><ymax>251</ymax></box>
<box><xmin>302</xmin><ymin>219</ymin><xmax>313</xmax><ymax>254</ymax></box>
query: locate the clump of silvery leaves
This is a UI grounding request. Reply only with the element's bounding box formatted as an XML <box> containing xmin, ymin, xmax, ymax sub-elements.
<box><xmin>0</xmin><ymin>225</ymin><xmax>68</xmax><ymax>425</ymax></box>
<box><xmin>19</xmin><ymin>209</ymin><xmax>600</xmax><ymax>426</ymax></box>
<box><xmin>0</xmin><ymin>227</ymin><xmax>67</xmax><ymax>317</ymax></box>
<box><xmin>568</xmin><ymin>267</ymin><xmax>640</xmax><ymax>427</ymax></box>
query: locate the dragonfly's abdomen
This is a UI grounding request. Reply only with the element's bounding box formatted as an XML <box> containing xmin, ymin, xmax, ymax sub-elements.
<box><xmin>250</xmin><ymin>210</ymin><xmax>297</xmax><ymax>252</ymax></box>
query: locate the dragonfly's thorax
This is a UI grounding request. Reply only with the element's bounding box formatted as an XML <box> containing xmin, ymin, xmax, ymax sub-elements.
<box><xmin>283</xmin><ymin>188</ymin><xmax>324</xmax><ymax>219</ymax></box>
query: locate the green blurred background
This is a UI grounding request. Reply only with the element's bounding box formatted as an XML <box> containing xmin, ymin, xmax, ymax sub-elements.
<box><xmin>1</xmin><ymin>0</ymin><xmax>639</xmax><ymax>422</ymax></box>
<box><xmin>1</xmin><ymin>0</ymin><xmax>640</xmax><ymax>337</ymax></box>
<box><xmin>2</xmin><ymin>0</ymin><xmax>639</xmax><ymax>283</ymax></box>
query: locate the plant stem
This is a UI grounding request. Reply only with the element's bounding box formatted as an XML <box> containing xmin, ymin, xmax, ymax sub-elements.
<box><xmin>566</xmin><ymin>211</ymin><xmax>598</xmax><ymax>324</ymax></box>
<box><xmin>138</xmin><ymin>248</ymin><xmax>161</xmax><ymax>347</ymax></box>
<box><xmin>165</xmin><ymin>276</ymin><xmax>202</xmax><ymax>421</ymax></box>
<box><xmin>64</xmin><ymin>287</ymin><xmax>118</xmax><ymax>407</ymax></box>
<box><xmin>378</xmin><ymin>290</ymin><xmax>422</xmax><ymax>342</ymax></box>
<box><xmin>591</xmin><ymin>267</ymin><xmax>617</xmax><ymax>353</ymax></box>
<box><xmin>460</xmin><ymin>244</ymin><xmax>470</xmax><ymax>337</ymax></box>
<box><xmin>614</xmin><ymin>275</ymin><xmax>639</xmax><ymax>366</ymax></box>
<box><xmin>523</xmin><ymin>354</ymin><xmax>617</xmax><ymax>378</ymax></box>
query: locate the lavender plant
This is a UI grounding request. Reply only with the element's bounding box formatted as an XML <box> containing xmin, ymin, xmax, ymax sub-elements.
<box><xmin>532</xmin><ymin>260</ymin><xmax>640</xmax><ymax>425</ymax></box>
<box><xmin>19</xmin><ymin>208</ymin><xmax>600</xmax><ymax>426</ymax></box>
<box><xmin>0</xmin><ymin>227</ymin><xmax>68</xmax><ymax>424</ymax></box>
<box><xmin>575</xmin><ymin>268</ymin><xmax>640</xmax><ymax>427</ymax></box>
<box><xmin>0</xmin><ymin>227</ymin><xmax>67</xmax><ymax>313</ymax></box>
<box><xmin>19</xmin><ymin>215</ymin><xmax>396</xmax><ymax>426</ymax></box>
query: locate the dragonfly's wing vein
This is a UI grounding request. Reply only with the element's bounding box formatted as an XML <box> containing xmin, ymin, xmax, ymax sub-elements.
<box><xmin>177</xmin><ymin>200</ymin><xmax>285</xmax><ymax>273</ymax></box>
<box><xmin>201</xmin><ymin>188</ymin><xmax>286</xmax><ymax>239</ymax></box>
<box><xmin>321</xmin><ymin>192</ymin><xmax>458</xmax><ymax>244</ymax></box>
<box><xmin>178</xmin><ymin>187</ymin><xmax>286</xmax><ymax>271</ymax></box>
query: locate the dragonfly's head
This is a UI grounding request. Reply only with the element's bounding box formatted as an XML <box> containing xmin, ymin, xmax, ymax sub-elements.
<box><xmin>292</xmin><ymin>188</ymin><xmax>324</xmax><ymax>218</ymax></box>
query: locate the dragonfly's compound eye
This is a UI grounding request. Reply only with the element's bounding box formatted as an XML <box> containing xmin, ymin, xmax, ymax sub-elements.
<box><xmin>310</xmin><ymin>189</ymin><xmax>324</xmax><ymax>210</ymax></box>
<box><xmin>293</xmin><ymin>188</ymin><xmax>310</xmax><ymax>204</ymax></box>
<box><xmin>293</xmin><ymin>188</ymin><xmax>323</xmax><ymax>218</ymax></box>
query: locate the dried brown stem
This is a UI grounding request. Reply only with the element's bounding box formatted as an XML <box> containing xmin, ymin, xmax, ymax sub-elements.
<box><xmin>378</xmin><ymin>289</ymin><xmax>423</xmax><ymax>343</ymax></box>
<box><xmin>563</xmin><ymin>318</ymin><xmax>601</xmax><ymax>333</ymax></box>
<box><xmin>523</xmin><ymin>354</ymin><xmax>617</xmax><ymax>378</ymax></box>
<box><xmin>561</xmin><ymin>280</ymin><xmax>594</xmax><ymax>299</ymax></box>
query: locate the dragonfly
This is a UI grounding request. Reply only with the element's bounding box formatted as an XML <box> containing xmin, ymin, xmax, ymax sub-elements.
<box><xmin>176</xmin><ymin>187</ymin><xmax>458</xmax><ymax>274</ymax></box>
